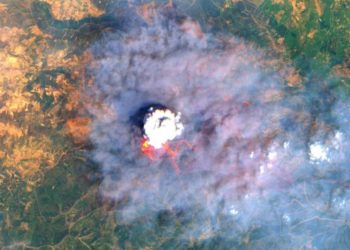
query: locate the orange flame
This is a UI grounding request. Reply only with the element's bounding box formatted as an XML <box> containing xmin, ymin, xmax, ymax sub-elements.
<box><xmin>141</xmin><ymin>138</ymin><xmax>156</xmax><ymax>160</ymax></box>
<box><xmin>162</xmin><ymin>143</ymin><xmax>181</xmax><ymax>174</ymax></box>
<box><xmin>141</xmin><ymin>138</ymin><xmax>193</xmax><ymax>174</ymax></box>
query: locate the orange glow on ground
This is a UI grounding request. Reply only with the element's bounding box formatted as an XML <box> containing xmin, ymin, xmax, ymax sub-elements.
<box><xmin>140</xmin><ymin>138</ymin><xmax>193</xmax><ymax>174</ymax></box>
<box><xmin>162</xmin><ymin>143</ymin><xmax>181</xmax><ymax>174</ymax></box>
<box><xmin>141</xmin><ymin>138</ymin><xmax>156</xmax><ymax>160</ymax></box>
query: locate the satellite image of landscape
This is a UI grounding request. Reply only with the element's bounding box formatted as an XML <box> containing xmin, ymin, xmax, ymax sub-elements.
<box><xmin>0</xmin><ymin>0</ymin><xmax>349</xmax><ymax>249</ymax></box>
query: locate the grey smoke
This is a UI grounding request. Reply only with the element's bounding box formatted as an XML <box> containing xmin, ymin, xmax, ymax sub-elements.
<box><xmin>88</xmin><ymin>7</ymin><xmax>350</xmax><ymax>249</ymax></box>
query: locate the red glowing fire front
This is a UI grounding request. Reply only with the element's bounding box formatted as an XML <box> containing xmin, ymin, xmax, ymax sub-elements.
<box><xmin>140</xmin><ymin>138</ymin><xmax>193</xmax><ymax>174</ymax></box>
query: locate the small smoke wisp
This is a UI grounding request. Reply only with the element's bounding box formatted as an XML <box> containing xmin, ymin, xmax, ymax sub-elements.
<box><xmin>87</xmin><ymin>6</ymin><xmax>350</xmax><ymax>248</ymax></box>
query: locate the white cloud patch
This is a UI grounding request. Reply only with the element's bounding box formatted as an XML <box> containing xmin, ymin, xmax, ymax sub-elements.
<box><xmin>143</xmin><ymin>108</ymin><xmax>184</xmax><ymax>148</ymax></box>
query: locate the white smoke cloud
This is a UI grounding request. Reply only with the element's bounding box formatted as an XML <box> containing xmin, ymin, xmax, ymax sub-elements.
<box><xmin>87</xmin><ymin>7</ymin><xmax>350</xmax><ymax>248</ymax></box>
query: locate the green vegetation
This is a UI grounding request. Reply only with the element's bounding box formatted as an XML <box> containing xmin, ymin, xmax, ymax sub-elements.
<box><xmin>259</xmin><ymin>0</ymin><xmax>350</xmax><ymax>74</ymax></box>
<box><xmin>0</xmin><ymin>0</ymin><xmax>349</xmax><ymax>248</ymax></box>
<box><xmin>218</xmin><ymin>0</ymin><xmax>349</xmax><ymax>76</ymax></box>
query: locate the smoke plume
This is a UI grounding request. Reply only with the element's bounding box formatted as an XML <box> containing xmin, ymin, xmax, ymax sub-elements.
<box><xmin>87</xmin><ymin>6</ymin><xmax>350</xmax><ymax>248</ymax></box>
